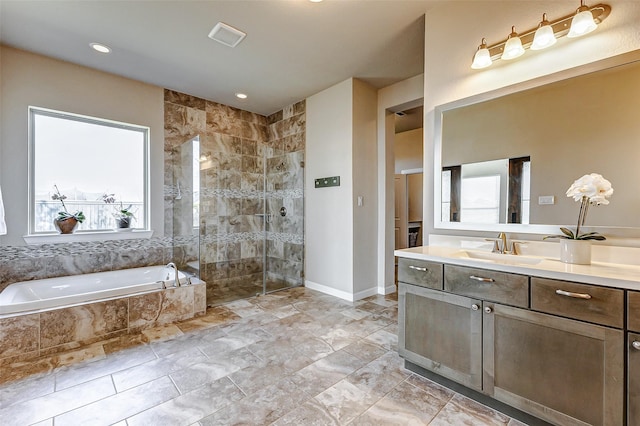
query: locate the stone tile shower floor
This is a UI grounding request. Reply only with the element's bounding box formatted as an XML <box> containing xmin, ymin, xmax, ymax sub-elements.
<box><xmin>0</xmin><ymin>287</ymin><xmax>527</xmax><ymax>425</ymax></box>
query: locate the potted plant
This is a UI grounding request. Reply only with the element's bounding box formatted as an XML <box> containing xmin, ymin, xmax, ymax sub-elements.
<box><xmin>544</xmin><ymin>173</ymin><xmax>613</xmax><ymax>264</ymax></box>
<box><xmin>102</xmin><ymin>193</ymin><xmax>136</xmax><ymax>230</ymax></box>
<box><xmin>52</xmin><ymin>185</ymin><xmax>85</xmax><ymax>234</ymax></box>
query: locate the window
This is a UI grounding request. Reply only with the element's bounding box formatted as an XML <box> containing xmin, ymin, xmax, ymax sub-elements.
<box><xmin>29</xmin><ymin>107</ymin><xmax>149</xmax><ymax>234</ymax></box>
<box><xmin>461</xmin><ymin>175</ymin><xmax>501</xmax><ymax>224</ymax></box>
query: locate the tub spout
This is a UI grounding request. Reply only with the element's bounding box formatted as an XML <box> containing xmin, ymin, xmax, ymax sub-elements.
<box><xmin>166</xmin><ymin>262</ymin><xmax>180</xmax><ymax>287</ymax></box>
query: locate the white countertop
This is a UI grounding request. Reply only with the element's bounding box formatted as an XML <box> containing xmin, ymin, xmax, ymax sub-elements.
<box><xmin>395</xmin><ymin>245</ymin><xmax>640</xmax><ymax>291</ymax></box>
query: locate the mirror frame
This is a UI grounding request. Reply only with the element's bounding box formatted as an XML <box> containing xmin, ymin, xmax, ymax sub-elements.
<box><xmin>433</xmin><ymin>49</ymin><xmax>640</xmax><ymax>237</ymax></box>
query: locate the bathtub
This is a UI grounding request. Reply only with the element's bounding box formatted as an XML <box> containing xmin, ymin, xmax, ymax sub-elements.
<box><xmin>0</xmin><ymin>265</ymin><xmax>189</xmax><ymax>315</ymax></box>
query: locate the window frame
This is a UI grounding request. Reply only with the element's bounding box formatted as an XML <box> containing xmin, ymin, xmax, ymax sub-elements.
<box><xmin>28</xmin><ymin>106</ymin><xmax>151</xmax><ymax>236</ymax></box>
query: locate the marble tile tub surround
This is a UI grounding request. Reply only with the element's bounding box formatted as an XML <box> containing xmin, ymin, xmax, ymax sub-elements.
<box><xmin>0</xmin><ymin>280</ymin><xmax>206</xmax><ymax>364</ymax></box>
<box><xmin>0</xmin><ymin>236</ymin><xmax>196</xmax><ymax>294</ymax></box>
<box><xmin>0</xmin><ymin>287</ymin><xmax>525</xmax><ymax>426</ymax></box>
<box><xmin>165</xmin><ymin>89</ymin><xmax>305</xmax><ymax>306</ymax></box>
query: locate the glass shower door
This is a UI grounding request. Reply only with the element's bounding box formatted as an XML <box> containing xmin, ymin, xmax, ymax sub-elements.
<box><xmin>264</xmin><ymin>150</ymin><xmax>305</xmax><ymax>293</ymax></box>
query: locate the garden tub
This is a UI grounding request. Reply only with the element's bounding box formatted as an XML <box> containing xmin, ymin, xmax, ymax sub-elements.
<box><xmin>0</xmin><ymin>265</ymin><xmax>189</xmax><ymax>315</ymax></box>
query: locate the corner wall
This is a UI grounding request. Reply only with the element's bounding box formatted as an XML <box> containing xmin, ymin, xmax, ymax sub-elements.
<box><xmin>305</xmin><ymin>79</ymin><xmax>354</xmax><ymax>297</ymax></box>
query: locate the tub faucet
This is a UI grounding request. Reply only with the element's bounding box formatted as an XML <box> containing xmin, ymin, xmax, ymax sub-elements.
<box><xmin>166</xmin><ymin>262</ymin><xmax>180</xmax><ymax>287</ymax></box>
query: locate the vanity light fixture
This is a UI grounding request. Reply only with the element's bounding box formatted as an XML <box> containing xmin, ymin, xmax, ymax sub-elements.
<box><xmin>501</xmin><ymin>27</ymin><xmax>525</xmax><ymax>60</ymax></box>
<box><xmin>471</xmin><ymin>38</ymin><xmax>492</xmax><ymax>69</ymax></box>
<box><xmin>531</xmin><ymin>13</ymin><xmax>557</xmax><ymax>50</ymax></box>
<box><xmin>568</xmin><ymin>0</ymin><xmax>598</xmax><ymax>37</ymax></box>
<box><xmin>471</xmin><ymin>2</ymin><xmax>610</xmax><ymax>69</ymax></box>
<box><xmin>90</xmin><ymin>43</ymin><xmax>111</xmax><ymax>54</ymax></box>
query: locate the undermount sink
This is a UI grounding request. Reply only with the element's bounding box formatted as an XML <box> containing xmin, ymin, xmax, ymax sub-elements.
<box><xmin>456</xmin><ymin>250</ymin><xmax>544</xmax><ymax>265</ymax></box>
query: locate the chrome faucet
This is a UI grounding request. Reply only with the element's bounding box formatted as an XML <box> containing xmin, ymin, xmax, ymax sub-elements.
<box><xmin>166</xmin><ymin>262</ymin><xmax>180</xmax><ymax>287</ymax></box>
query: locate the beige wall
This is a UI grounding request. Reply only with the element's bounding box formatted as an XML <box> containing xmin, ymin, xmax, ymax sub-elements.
<box><xmin>305</xmin><ymin>78</ymin><xmax>354</xmax><ymax>296</ymax></box>
<box><xmin>424</xmin><ymin>0</ymin><xmax>640</xmax><ymax>238</ymax></box>
<box><xmin>394</xmin><ymin>128</ymin><xmax>423</xmax><ymax>174</ymax></box>
<box><xmin>352</xmin><ymin>79</ymin><xmax>378</xmax><ymax>296</ymax></box>
<box><xmin>0</xmin><ymin>46</ymin><xmax>165</xmax><ymax>246</ymax></box>
<box><xmin>305</xmin><ymin>77</ymin><xmax>380</xmax><ymax>300</ymax></box>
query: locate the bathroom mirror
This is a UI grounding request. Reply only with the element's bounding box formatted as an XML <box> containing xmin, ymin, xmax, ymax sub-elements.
<box><xmin>434</xmin><ymin>51</ymin><xmax>640</xmax><ymax>234</ymax></box>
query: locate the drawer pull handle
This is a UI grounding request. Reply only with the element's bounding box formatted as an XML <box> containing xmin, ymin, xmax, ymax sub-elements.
<box><xmin>633</xmin><ymin>341</ymin><xmax>640</xmax><ymax>350</ymax></box>
<box><xmin>408</xmin><ymin>265</ymin><xmax>428</xmax><ymax>272</ymax></box>
<box><xmin>555</xmin><ymin>289</ymin><xmax>592</xmax><ymax>300</ymax></box>
<box><xmin>470</xmin><ymin>275</ymin><xmax>494</xmax><ymax>283</ymax></box>
<box><xmin>484</xmin><ymin>306</ymin><xmax>493</xmax><ymax>314</ymax></box>
<box><xmin>471</xmin><ymin>304</ymin><xmax>480</xmax><ymax>311</ymax></box>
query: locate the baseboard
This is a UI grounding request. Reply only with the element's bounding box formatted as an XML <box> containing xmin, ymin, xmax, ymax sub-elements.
<box><xmin>384</xmin><ymin>284</ymin><xmax>397</xmax><ymax>295</ymax></box>
<box><xmin>353</xmin><ymin>287</ymin><xmax>379</xmax><ymax>301</ymax></box>
<box><xmin>304</xmin><ymin>280</ymin><xmax>355</xmax><ymax>302</ymax></box>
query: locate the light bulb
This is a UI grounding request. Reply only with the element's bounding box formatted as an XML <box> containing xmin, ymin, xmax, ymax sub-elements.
<box><xmin>471</xmin><ymin>38</ymin><xmax>492</xmax><ymax>69</ymax></box>
<box><xmin>568</xmin><ymin>1</ymin><xmax>597</xmax><ymax>38</ymax></box>
<box><xmin>501</xmin><ymin>26</ymin><xmax>525</xmax><ymax>60</ymax></box>
<box><xmin>531</xmin><ymin>14</ymin><xmax>557</xmax><ymax>50</ymax></box>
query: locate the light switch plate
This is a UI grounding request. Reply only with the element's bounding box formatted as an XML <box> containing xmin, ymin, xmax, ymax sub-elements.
<box><xmin>538</xmin><ymin>195</ymin><xmax>555</xmax><ymax>205</ymax></box>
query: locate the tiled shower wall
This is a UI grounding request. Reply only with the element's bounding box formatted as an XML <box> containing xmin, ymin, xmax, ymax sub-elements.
<box><xmin>164</xmin><ymin>90</ymin><xmax>305</xmax><ymax>306</ymax></box>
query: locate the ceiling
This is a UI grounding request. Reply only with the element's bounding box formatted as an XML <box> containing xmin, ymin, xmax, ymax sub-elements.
<box><xmin>0</xmin><ymin>0</ymin><xmax>428</xmax><ymax>116</ymax></box>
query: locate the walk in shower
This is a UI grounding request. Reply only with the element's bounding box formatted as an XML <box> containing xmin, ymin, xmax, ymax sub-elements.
<box><xmin>168</xmin><ymin>95</ymin><xmax>305</xmax><ymax>307</ymax></box>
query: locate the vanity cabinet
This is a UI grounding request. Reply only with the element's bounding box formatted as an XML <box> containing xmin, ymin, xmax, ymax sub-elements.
<box><xmin>398</xmin><ymin>258</ymin><xmax>627</xmax><ymax>426</ymax></box>
<box><xmin>484</xmin><ymin>302</ymin><xmax>623</xmax><ymax>426</ymax></box>
<box><xmin>629</xmin><ymin>332</ymin><xmax>640</xmax><ymax>425</ymax></box>
<box><xmin>398</xmin><ymin>283</ymin><xmax>482</xmax><ymax>389</ymax></box>
<box><xmin>628</xmin><ymin>292</ymin><xmax>640</xmax><ymax>425</ymax></box>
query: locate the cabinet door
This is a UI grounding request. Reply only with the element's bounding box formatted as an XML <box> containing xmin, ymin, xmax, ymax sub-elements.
<box><xmin>398</xmin><ymin>283</ymin><xmax>482</xmax><ymax>390</ymax></box>
<box><xmin>629</xmin><ymin>332</ymin><xmax>640</xmax><ymax>426</ymax></box>
<box><xmin>483</xmin><ymin>302</ymin><xmax>624</xmax><ymax>426</ymax></box>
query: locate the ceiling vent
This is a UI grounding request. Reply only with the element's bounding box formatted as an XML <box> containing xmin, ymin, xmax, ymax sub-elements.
<box><xmin>208</xmin><ymin>22</ymin><xmax>246</xmax><ymax>48</ymax></box>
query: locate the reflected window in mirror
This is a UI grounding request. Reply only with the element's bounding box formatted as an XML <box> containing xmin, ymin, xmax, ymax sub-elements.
<box><xmin>441</xmin><ymin>157</ymin><xmax>530</xmax><ymax>224</ymax></box>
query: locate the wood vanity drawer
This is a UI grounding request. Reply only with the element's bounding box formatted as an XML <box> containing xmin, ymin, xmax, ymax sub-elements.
<box><xmin>531</xmin><ymin>278</ymin><xmax>623</xmax><ymax>329</ymax></box>
<box><xmin>444</xmin><ymin>265</ymin><xmax>528</xmax><ymax>308</ymax></box>
<box><xmin>397</xmin><ymin>258</ymin><xmax>443</xmax><ymax>290</ymax></box>
<box><xmin>629</xmin><ymin>291</ymin><xmax>640</xmax><ymax>333</ymax></box>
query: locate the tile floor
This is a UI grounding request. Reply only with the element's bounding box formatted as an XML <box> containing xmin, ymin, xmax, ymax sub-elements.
<box><xmin>0</xmin><ymin>287</ymin><xmax>527</xmax><ymax>425</ymax></box>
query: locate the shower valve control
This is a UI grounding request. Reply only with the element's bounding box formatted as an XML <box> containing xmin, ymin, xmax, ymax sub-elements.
<box><xmin>280</xmin><ymin>207</ymin><xmax>287</xmax><ymax>217</ymax></box>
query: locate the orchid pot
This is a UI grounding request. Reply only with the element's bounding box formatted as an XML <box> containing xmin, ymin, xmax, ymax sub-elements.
<box><xmin>559</xmin><ymin>239</ymin><xmax>591</xmax><ymax>265</ymax></box>
<box><xmin>53</xmin><ymin>216</ymin><xmax>79</xmax><ymax>234</ymax></box>
<box><xmin>544</xmin><ymin>173</ymin><xmax>613</xmax><ymax>265</ymax></box>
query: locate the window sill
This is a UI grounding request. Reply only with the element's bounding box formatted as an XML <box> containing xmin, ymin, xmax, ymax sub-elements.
<box><xmin>23</xmin><ymin>230</ymin><xmax>154</xmax><ymax>245</ymax></box>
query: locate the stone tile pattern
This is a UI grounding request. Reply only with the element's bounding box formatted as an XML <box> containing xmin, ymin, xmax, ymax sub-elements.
<box><xmin>0</xmin><ymin>288</ymin><xmax>526</xmax><ymax>426</ymax></box>
<box><xmin>265</xmin><ymin>102</ymin><xmax>305</xmax><ymax>291</ymax></box>
<box><xmin>0</xmin><ymin>237</ymin><xmax>185</xmax><ymax>294</ymax></box>
<box><xmin>0</xmin><ymin>282</ymin><xmax>206</xmax><ymax>364</ymax></box>
<box><xmin>165</xmin><ymin>90</ymin><xmax>305</xmax><ymax>306</ymax></box>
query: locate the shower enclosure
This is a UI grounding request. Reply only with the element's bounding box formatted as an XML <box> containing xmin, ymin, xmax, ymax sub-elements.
<box><xmin>172</xmin><ymin>132</ymin><xmax>304</xmax><ymax>307</ymax></box>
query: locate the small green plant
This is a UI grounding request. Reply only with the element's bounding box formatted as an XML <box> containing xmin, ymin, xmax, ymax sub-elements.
<box><xmin>102</xmin><ymin>193</ymin><xmax>136</xmax><ymax>221</ymax></box>
<box><xmin>52</xmin><ymin>185</ymin><xmax>85</xmax><ymax>223</ymax></box>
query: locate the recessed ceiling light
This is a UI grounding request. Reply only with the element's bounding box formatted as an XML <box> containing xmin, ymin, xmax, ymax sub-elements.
<box><xmin>309</xmin><ymin>0</ymin><xmax>323</xmax><ymax>2</ymax></box>
<box><xmin>90</xmin><ymin>43</ymin><xmax>111</xmax><ymax>53</ymax></box>
<box><xmin>235</xmin><ymin>93</ymin><xmax>248</xmax><ymax>99</ymax></box>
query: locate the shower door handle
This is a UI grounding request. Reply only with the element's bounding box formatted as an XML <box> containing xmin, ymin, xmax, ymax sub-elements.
<box><xmin>254</xmin><ymin>213</ymin><xmax>272</xmax><ymax>223</ymax></box>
